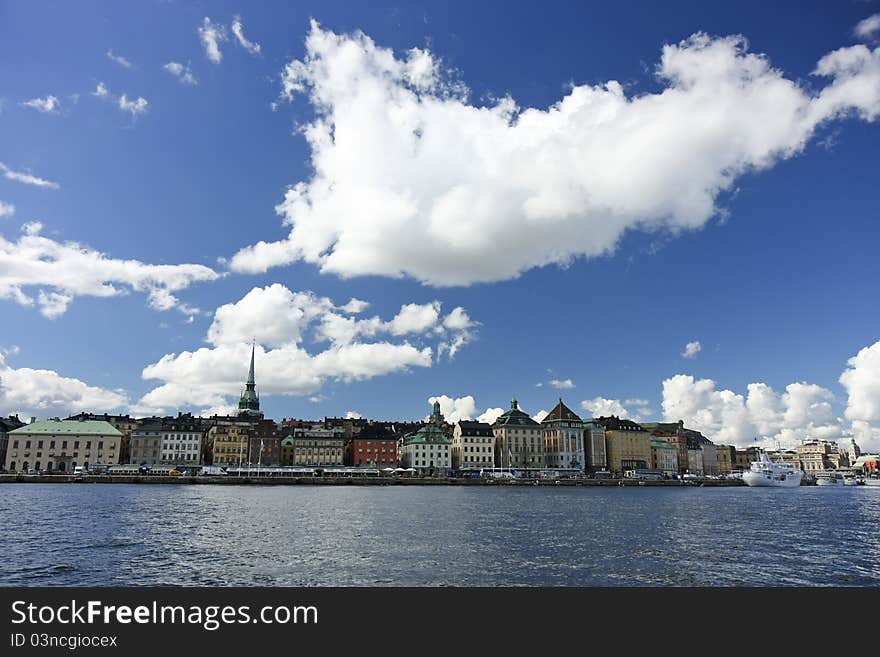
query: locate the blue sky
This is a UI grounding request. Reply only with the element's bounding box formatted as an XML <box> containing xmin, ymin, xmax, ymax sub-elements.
<box><xmin>1</xmin><ymin>1</ymin><xmax>879</xmax><ymax>449</ymax></box>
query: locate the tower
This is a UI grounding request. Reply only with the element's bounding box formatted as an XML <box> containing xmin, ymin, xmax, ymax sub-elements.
<box><xmin>238</xmin><ymin>341</ymin><xmax>262</xmax><ymax>418</ymax></box>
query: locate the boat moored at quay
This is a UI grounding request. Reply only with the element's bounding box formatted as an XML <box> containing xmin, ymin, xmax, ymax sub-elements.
<box><xmin>742</xmin><ymin>451</ymin><xmax>803</xmax><ymax>488</ymax></box>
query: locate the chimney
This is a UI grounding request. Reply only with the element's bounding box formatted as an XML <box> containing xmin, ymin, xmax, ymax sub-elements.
<box><xmin>30</xmin><ymin>416</ymin><xmax>36</xmax><ymax>424</ymax></box>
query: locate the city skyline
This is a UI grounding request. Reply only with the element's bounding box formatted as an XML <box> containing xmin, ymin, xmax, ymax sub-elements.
<box><xmin>1</xmin><ymin>1</ymin><xmax>879</xmax><ymax>451</ymax></box>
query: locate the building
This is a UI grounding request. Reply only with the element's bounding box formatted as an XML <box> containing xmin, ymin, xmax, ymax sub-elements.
<box><xmin>129</xmin><ymin>414</ymin><xmax>206</xmax><ymax>467</ymax></box>
<box><xmin>129</xmin><ymin>419</ymin><xmax>163</xmax><ymax>466</ymax></box>
<box><xmin>5</xmin><ymin>418</ymin><xmax>122</xmax><ymax>473</ymax></box>
<box><xmin>208</xmin><ymin>422</ymin><xmax>251</xmax><ymax>466</ymax></box>
<box><xmin>237</xmin><ymin>342</ymin><xmax>263</xmax><ymax>420</ymax></box>
<box><xmin>0</xmin><ymin>414</ymin><xmax>26</xmax><ymax>470</ymax></box>
<box><xmin>596</xmin><ymin>416</ymin><xmax>652</xmax><ymax>476</ymax></box>
<box><xmin>796</xmin><ymin>440</ymin><xmax>848</xmax><ymax>475</ymax></box>
<box><xmin>452</xmin><ymin>420</ymin><xmax>495</xmax><ymax>470</ymax></box>
<box><xmin>280</xmin><ymin>435</ymin><xmax>294</xmax><ymax>466</ymax></box>
<box><xmin>643</xmin><ymin>421</ymin><xmax>714</xmax><ymax>474</ymax></box>
<box><xmin>492</xmin><ymin>399</ymin><xmax>544</xmax><ymax>470</ymax></box>
<box><xmin>734</xmin><ymin>446</ymin><xmax>760</xmax><ymax>471</ymax></box>
<box><xmin>66</xmin><ymin>413</ymin><xmax>139</xmax><ymax>465</ymax></box>
<box><xmin>650</xmin><ymin>437</ymin><xmax>679</xmax><ymax>475</ymax></box>
<box><xmin>687</xmin><ymin>447</ymin><xmax>704</xmax><ymax>475</ymax></box>
<box><xmin>582</xmin><ymin>419</ymin><xmax>607</xmax><ymax>472</ymax></box>
<box><xmin>288</xmin><ymin>425</ymin><xmax>346</xmax><ymax>466</ymax></box>
<box><xmin>541</xmin><ymin>399</ymin><xmax>586</xmax><ymax>471</ymax></box>
<box><xmin>715</xmin><ymin>445</ymin><xmax>735</xmax><ymax>473</ymax></box>
<box><xmin>701</xmin><ymin>443</ymin><xmax>718</xmax><ymax>475</ymax></box>
<box><xmin>348</xmin><ymin>424</ymin><xmax>398</xmax><ymax>468</ymax></box>
<box><xmin>400</xmin><ymin>401</ymin><xmax>452</xmax><ymax>475</ymax></box>
<box><xmin>249</xmin><ymin>419</ymin><xmax>281</xmax><ymax>466</ymax></box>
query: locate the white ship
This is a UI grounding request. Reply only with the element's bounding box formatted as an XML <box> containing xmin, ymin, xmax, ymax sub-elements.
<box><xmin>742</xmin><ymin>451</ymin><xmax>803</xmax><ymax>488</ymax></box>
<box><xmin>815</xmin><ymin>471</ymin><xmax>844</xmax><ymax>486</ymax></box>
<box><xmin>864</xmin><ymin>475</ymin><xmax>880</xmax><ymax>487</ymax></box>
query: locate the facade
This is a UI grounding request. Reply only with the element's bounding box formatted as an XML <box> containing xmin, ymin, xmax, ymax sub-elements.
<box><xmin>67</xmin><ymin>413</ymin><xmax>138</xmax><ymax>464</ymax></box>
<box><xmin>0</xmin><ymin>414</ymin><xmax>26</xmax><ymax>471</ymax></box>
<box><xmin>452</xmin><ymin>420</ymin><xmax>495</xmax><ymax>470</ymax></box>
<box><xmin>597</xmin><ymin>416</ymin><xmax>651</xmax><ymax>475</ymax></box>
<box><xmin>796</xmin><ymin>440</ymin><xmax>848</xmax><ymax>474</ymax></box>
<box><xmin>349</xmin><ymin>424</ymin><xmax>398</xmax><ymax>468</ymax></box>
<box><xmin>650</xmin><ymin>437</ymin><xmax>679</xmax><ymax>475</ymax></box>
<box><xmin>249</xmin><ymin>419</ymin><xmax>281</xmax><ymax>466</ymax></box>
<box><xmin>208</xmin><ymin>422</ymin><xmax>252</xmax><ymax>466</ymax></box>
<box><xmin>288</xmin><ymin>426</ymin><xmax>345</xmax><ymax>466</ymax></box>
<box><xmin>400</xmin><ymin>402</ymin><xmax>452</xmax><ymax>475</ymax></box>
<box><xmin>130</xmin><ymin>415</ymin><xmax>206</xmax><ymax>467</ymax></box>
<box><xmin>687</xmin><ymin>448</ymin><xmax>705</xmax><ymax>475</ymax></box>
<box><xmin>582</xmin><ymin>420</ymin><xmax>607</xmax><ymax>471</ymax></box>
<box><xmin>734</xmin><ymin>446</ymin><xmax>760</xmax><ymax>471</ymax></box>
<box><xmin>280</xmin><ymin>436</ymin><xmax>294</xmax><ymax>466</ymax></box>
<box><xmin>492</xmin><ymin>399</ymin><xmax>544</xmax><ymax>470</ymax></box>
<box><xmin>715</xmin><ymin>445</ymin><xmax>735</xmax><ymax>473</ymax></box>
<box><xmin>541</xmin><ymin>399</ymin><xmax>586</xmax><ymax>471</ymax></box>
<box><xmin>701</xmin><ymin>443</ymin><xmax>718</xmax><ymax>475</ymax></box>
<box><xmin>129</xmin><ymin>419</ymin><xmax>163</xmax><ymax>466</ymax></box>
<box><xmin>643</xmin><ymin>421</ymin><xmax>713</xmax><ymax>474</ymax></box>
<box><xmin>5</xmin><ymin>418</ymin><xmax>122</xmax><ymax>473</ymax></box>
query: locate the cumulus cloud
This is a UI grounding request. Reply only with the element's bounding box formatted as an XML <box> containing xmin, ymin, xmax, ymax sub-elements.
<box><xmin>682</xmin><ymin>340</ymin><xmax>702</xmax><ymax>359</ymax></box>
<box><xmin>345</xmin><ymin>410</ymin><xmax>362</xmax><ymax>419</ymax></box>
<box><xmin>477</xmin><ymin>407</ymin><xmax>504</xmax><ymax>424</ymax></box>
<box><xmin>0</xmin><ymin>222</ymin><xmax>219</xmax><ymax>318</ymax></box>
<box><xmin>106</xmin><ymin>50</ymin><xmax>132</xmax><ymax>68</ymax></box>
<box><xmin>133</xmin><ymin>285</ymin><xmax>475</xmax><ymax>414</ymax></box>
<box><xmin>20</xmin><ymin>95</ymin><xmax>60</xmax><ymax>114</ymax></box>
<box><xmin>532</xmin><ymin>409</ymin><xmax>549</xmax><ymax>423</ymax></box>
<box><xmin>549</xmin><ymin>379</ymin><xmax>575</xmax><ymax>389</ymax></box>
<box><xmin>92</xmin><ymin>82</ymin><xmax>109</xmax><ymax>98</ymax></box>
<box><xmin>163</xmin><ymin>61</ymin><xmax>198</xmax><ymax>85</ymax></box>
<box><xmin>198</xmin><ymin>17</ymin><xmax>228</xmax><ymax>63</ymax></box>
<box><xmin>0</xmin><ymin>353</ymin><xmax>128</xmax><ymax>418</ymax></box>
<box><xmin>230</xmin><ymin>22</ymin><xmax>880</xmax><ymax>285</ymax></box>
<box><xmin>855</xmin><ymin>14</ymin><xmax>880</xmax><ymax>41</ymax></box>
<box><xmin>661</xmin><ymin>374</ymin><xmax>846</xmax><ymax>447</ymax></box>
<box><xmin>0</xmin><ymin>162</ymin><xmax>59</xmax><ymax>189</ymax></box>
<box><xmin>428</xmin><ymin>395</ymin><xmax>477</xmax><ymax>423</ymax></box>
<box><xmin>840</xmin><ymin>340</ymin><xmax>880</xmax><ymax>430</ymax></box>
<box><xmin>0</xmin><ymin>201</ymin><xmax>14</xmax><ymax>218</ymax></box>
<box><xmin>231</xmin><ymin>16</ymin><xmax>261</xmax><ymax>55</ymax></box>
<box><xmin>581</xmin><ymin>396</ymin><xmax>638</xmax><ymax>420</ymax></box>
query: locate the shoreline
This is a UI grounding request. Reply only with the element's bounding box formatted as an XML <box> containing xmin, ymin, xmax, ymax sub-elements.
<box><xmin>0</xmin><ymin>473</ymin><xmax>745</xmax><ymax>486</ymax></box>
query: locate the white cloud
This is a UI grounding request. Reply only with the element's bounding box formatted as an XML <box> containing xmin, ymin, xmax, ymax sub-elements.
<box><xmin>0</xmin><ymin>201</ymin><xmax>14</xmax><ymax>218</ymax></box>
<box><xmin>855</xmin><ymin>14</ymin><xmax>880</xmax><ymax>40</ymax></box>
<box><xmin>0</xmin><ymin>353</ymin><xmax>128</xmax><ymax>418</ymax></box>
<box><xmin>532</xmin><ymin>409</ymin><xmax>549</xmax><ymax>423</ymax></box>
<box><xmin>477</xmin><ymin>407</ymin><xmax>504</xmax><ymax>425</ymax></box>
<box><xmin>0</xmin><ymin>162</ymin><xmax>59</xmax><ymax>189</ymax></box>
<box><xmin>840</xmin><ymin>339</ymin><xmax>880</xmax><ymax>425</ymax></box>
<box><xmin>20</xmin><ymin>95</ymin><xmax>60</xmax><ymax>114</ymax></box>
<box><xmin>549</xmin><ymin>379</ymin><xmax>575</xmax><ymax>389</ymax></box>
<box><xmin>231</xmin><ymin>16</ymin><xmax>261</xmax><ymax>55</ymax></box>
<box><xmin>93</xmin><ymin>82</ymin><xmax>109</xmax><ymax>98</ymax></box>
<box><xmin>118</xmin><ymin>94</ymin><xmax>148</xmax><ymax>116</ymax></box>
<box><xmin>682</xmin><ymin>340</ymin><xmax>702</xmax><ymax>359</ymax></box>
<box><xmin>164</xmin><ymin>61</ymin><xmax>198</xmax><ymax>86</ymax></box>
<box><xmin>198</xmin><ymin>17</ymin><xmax>227</xmax><ymax>64</ymax></box>
<box><xmin>345</xmin><ymin>410</ymin><xmax>362</xmax><ymax>419</ymax></box>
<box><xmin>339</xmin><ymin>297</ymin><xmax>369</xmax><ymax>314</ymax></box>
<box><xmin>133</xmin><ymin>286</ymin><xmax>474</xmax><ymax>414</ymax></box>
<box><xmin>428</xmin><ymin>395</ymin><xmax>477</xmax><ymax>423</ymax></box>
<box><xmin>106</xmin><ymin>50</ymin><xmax>132</xmax><ymax>68</ymax></box>
<box><xmin>231</xmin><ymin>23</ymin><xmax>880</xmax><ymax>286</ymax></box>
<box><xmin>581</xmin><ymin>396</ymin><xmax>636</xmax><ymax>420</ymax></box>
<box><xmin>0</xmin><ymin>222</ymin><xmax>218</xmax><ymax>318</ymax></box>
<box><xmin>661</xmin><ymin>374</ymin><xmax>846</xmax><ymax>448</ymax></box>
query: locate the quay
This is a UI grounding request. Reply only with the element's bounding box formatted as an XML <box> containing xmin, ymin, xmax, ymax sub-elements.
<box><xmin>0</xmin><ymin>474</ymin><xmax>745</xmax><ymax>486</ymax></box>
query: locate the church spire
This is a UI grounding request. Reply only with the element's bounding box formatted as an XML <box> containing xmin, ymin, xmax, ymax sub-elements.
<box><xmin>247</xmin><ymin>339</ymin><xmax>256</xmax><ymax>386</ymax></box>
<box><xmin>238</xmin><ymin>339</ymin><xmax>261</xmax><ymax>417</ymax></box>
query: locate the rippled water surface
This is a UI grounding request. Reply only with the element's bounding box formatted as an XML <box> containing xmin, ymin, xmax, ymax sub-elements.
<box><xmin>1</xmin><ymin>484</ymin><xmax>879</xmax><ymax>586</ymax></box>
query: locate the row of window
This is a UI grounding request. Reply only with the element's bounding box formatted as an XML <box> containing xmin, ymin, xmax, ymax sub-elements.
<box><xmin>12</xmin><ymin>439</ymin><xmax>112</xmax><ymax>450</ymax></box>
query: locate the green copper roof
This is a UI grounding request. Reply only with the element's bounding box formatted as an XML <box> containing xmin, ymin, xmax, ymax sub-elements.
<box><xmin>238</xmin><ymin>341</ymin><xmax>260</xmax><ymax>412</ymax></box>
<box><xmin>281</xmin><ymin>436</ymin><xmax>294</xmax><ymax>446</ymax></box>
<box><xmin>493</xmin><ymin>398</ymin><xmax>540</xmax><ymax>428</ymax></box>
<box><xmin>403</xmin><ymin>424</ymin><xmax>451</xmax><ymax>446</ymax></box>
<box><xmin>10</xmin><ymin>419</ymin><xmax>122</xmax><ymax>437</ymax></box>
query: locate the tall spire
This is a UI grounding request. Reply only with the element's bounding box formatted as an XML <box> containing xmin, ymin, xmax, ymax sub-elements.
<box><xmin>238</xmin><ymin>339</ymin><xmax>261</xmax><ymax>417</ymax></box>
<box><xmin>247</xmin><ymin>338</ymin><xmax>256</xmax><ymax>386</ymax></box>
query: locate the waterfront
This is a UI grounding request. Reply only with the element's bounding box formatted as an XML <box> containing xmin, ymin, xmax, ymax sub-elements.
<box><xmin>2</xmin><ymin>485</ymin><xmax>879</xmax><ymax>586</ymax></box>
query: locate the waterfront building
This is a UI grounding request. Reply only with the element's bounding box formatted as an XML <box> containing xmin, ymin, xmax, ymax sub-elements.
<box><xmin>492</xmin><ymin>399</ymin><xmax>544</xmax><ymax>470</ymax></box>
<box><xmin>280</xmin><ymin>435</ymin><xmax>294</xmax><ymax>466</ymax></box>
<box><xmin>851</xmin><ymin>454</ymin><xmax>879</xmax><ymax>474</ymax></box>
<box><xmin>715</xmin><ymin>445</ymin><xmax>735</xmax><ymax>473</ymax></box>
<box><xmin>596</xmin><ymin>416</ymin><xmax>652</xmax><ymax>476</ymax></box>
<box><xmin>288</xmin><ymin>425</ymin><xmax>346</xmax><ymax>466</ymax></box>
<box><xmin>582</xmin><ymin>419</ymin><xmax>607</xmax><ymax>472</ymax></box>
<box><xmin>129</xmin><ymin>419</ymin><xmax>163</xmax><ymax>466</ymax></box>
<box><xmin>650</xmin><ymin>437</ymin><xmax>679</xmax><ymax>475</ymax></box>
<box><xmin>0</xmin><ymin>414</ymin><xmax>26</xmax><ymax>471</ymax></box>
<box><xmin>643</xmin><ymin>421</ymin><xmax>713</xmax><ymax>474</ymax></box>
<box><xmin>687</xmin><ymin>447</ymin><xmax>704</xmax><ymax>475</ymax></box>
<box><xmin>400</xmin><ymin>401</ymin><xmax>452</xmax><ymax>475</ymax></box>
<box><xmin>701</xmin><ymin>443</ymin><xmax>718</xmax><ymax>475</ymax></box>
<box><xmin>249</xmin><ymin>419</ymin><xmax>281</xmax><ymax>466</ymax></box>
<box><xmin>5</xmin><ymin>418</ymin><xmax>122</xmax><ymax>473</ymax></box>
<box><xmin>237</xmin><ymin>342</ymin><xmax>263</xmax><ymax>420</ymax></box>
<box><xmin>208</xmin><ymin>422</ymin><xmax>251</xmax><ymax>466</ymax></box>
<box><xmin>734</xmin><ymin>446</ymin><xmax>760</xmax><ymax>471</ymax></box>
<box><xmin>348</xmin><ymin>424</ymin><xmax>398</xmax><ymax>468</ymax></box>
<box><xmin>796</xmin><ymin>440</ymin><xmax>848</xmax><ymax>475</ymax></box>
<box><xmin>67</xmin><ymin>413</ymin><xmax>138</xmax><ymax>464</ymax></box>
<box><xmin>452</xmin><ymin>420</ymin><xmax>495</xmax><ymax>470</ymax></box>
<box><xmin>129</xmin><ymin>414</ymin><xmax>206</xmax><ymax>467</ymax></box>
<box><xmin>848</xmin><ymin>438</ymin><xmax>861</xmax><ymax>463</ymax></box>
<box><xmin>541</xmin><ymin>399</ymin><xmax>586</xmax><ymax>471</ymax></box>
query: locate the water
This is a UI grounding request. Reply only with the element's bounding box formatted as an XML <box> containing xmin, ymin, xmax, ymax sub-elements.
<box><xmin>1</xmin><ymin>484</ymin><xmax>878</xmax><ymax>586</ymax></box>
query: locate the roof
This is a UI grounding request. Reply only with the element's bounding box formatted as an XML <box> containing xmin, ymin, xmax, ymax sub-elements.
<box><xmin>593</xmin><ymin>416</ymin><xmax>645</xmax><ymax>432</ymax></box>
<box><xmin>281</xmin><ymin>436</ymin><xmax>294</xmax><ymax>447</ymax></box>
<box><xmin>10</xmin><ymin>419</ymin><xmax>122</xmax><ymax>437</ymax></box>
<box><xmin>493</xmin><ymin>399</ymin><xmax>540</xmax><ymax>428</ymax></box>
<box><xmin>403</xmin><ymin>424</ymin><xmax>451</xmax><ymax>446</ymax></box>
<box><xmin>541</xmin><ymin>399</ymin><xmax>582</xmax><ymax>424</ymax></box>
<box><xmin>457</xmin><ymin>420</ymin><xmax>494</xmax><ymax>436</ymax></box>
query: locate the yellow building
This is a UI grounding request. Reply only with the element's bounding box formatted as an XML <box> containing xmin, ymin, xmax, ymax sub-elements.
<box><xmin>208</xmin><ymin>423</ymin><xmax>251</xmax><ymax>466</ymax></box>
<box><xmin>715</xmin><ymin>445</ymin><xmax>735</xmax><ymax>473</ymax></box>
<box><xmin>597</xmin><ymin>416</ymin><xmax>651</xmax><ymax>475</ymax></box>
